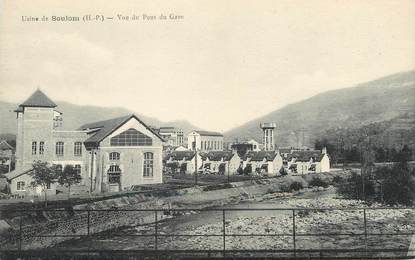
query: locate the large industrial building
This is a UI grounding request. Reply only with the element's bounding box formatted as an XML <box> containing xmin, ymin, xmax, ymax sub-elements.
<box><xmin>6</xmin><ymin>90</ymin><xmax>164</xmax><ymax>195</ymax></box>
<box><xmin>187</xmin><ymin>130</ymin><xmax>224</xmax><ymax>152</ymax></box>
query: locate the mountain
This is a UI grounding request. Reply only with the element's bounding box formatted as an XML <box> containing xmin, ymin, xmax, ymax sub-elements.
<box><xmin>0</xmin><ymin>101</ymin><xmax>201</xmax><ymax>138</ymax></box>
<box><xmin>224</xmin><ymin>71</ymin><xmax>415</xmax><ymax>147</ymax></box>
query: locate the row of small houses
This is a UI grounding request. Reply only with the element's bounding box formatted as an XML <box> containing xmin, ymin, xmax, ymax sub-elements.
<box><xmin>163</xmin><ymin>148</ymin><xmax>330</xmax><ymax>176</ymax></box>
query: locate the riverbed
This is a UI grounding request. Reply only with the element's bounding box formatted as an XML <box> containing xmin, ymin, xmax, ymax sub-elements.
<box><xmin>55</xmin><ymin>187</ymin><xmax>415</xmax><ymax>258</ymax></box>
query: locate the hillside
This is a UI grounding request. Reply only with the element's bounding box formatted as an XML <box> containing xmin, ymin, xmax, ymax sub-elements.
<box><xmin>224</xmin><ymin>71</ymin><xmax>415</xmax><ymax>147</ymax></box>
<box><xmin>0</xmin><ymin>101</ymin><xmax>201</xmax><ymax>138</ymax></box>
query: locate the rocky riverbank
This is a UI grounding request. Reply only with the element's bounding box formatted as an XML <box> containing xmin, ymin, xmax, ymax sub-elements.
<box><xmin>153</xmin><ymin>189</ymin><xmax>415</xmax><ymax>258</ymax></box>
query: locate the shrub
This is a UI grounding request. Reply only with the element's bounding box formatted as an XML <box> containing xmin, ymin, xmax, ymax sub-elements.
<box><xmin>336</xmin><ymin>171</ymin><xmax>376</xmax><ymax>200</ymax></box>
<box><xmin>289</xmin><ymin>181</ymin><xmax>303</xmax><ymax>191</ymax></box>
<box><xmin>332</xmin><ymin>175</ymin><xmax>343</xmax><ymax>184</ymax></box>
<box><xmin>279</xmin><ymin>183</ymin><xmax>291</xmax><ymax>192</ymax></box>
<box><xmin>381</xmin><ymin>162</ymin><xmax>415</xmax><ymax>205</ymax></box>
<box><xmin>309</xmin><ymin>177</ymin><xmax>329</xmax><ymax>188</ymax></box>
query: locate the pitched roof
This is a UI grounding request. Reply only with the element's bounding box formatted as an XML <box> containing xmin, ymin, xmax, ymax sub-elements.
<box><xmin>290</xmin><ymin>150</ymin><xmax>323</xmax><ymax>162</ymax></box>
<box><xmin>78</xmin><ymin>114</ymin><xmax>164</xmax><ymax>147</ymax></box>
<box><xmin>245</xmin><ymin>151</ymin><xmax>278</xmax><ymax>161</ymax></box>
<box><xmin>14</xmin><ymin>106</ymin><xmax>24</xmax><ymax>113</ymax></box>
<box><xmin>167</xmin><ymin>151</ymin><xmax>196</xmax><ymax>161</ymax></box>
<box><xmin>279</xmin><ymin>147</ymin><xmax>294</xmax><ymax>154</ymax></box>
<box><xmin>0</xmin><ymin>140</ymin><xmax>14</xmax><ymax>151</ymax></box>
<box><xmin>4</xmin><ymin>166</ymin><xmax>33</xmax><ymax>181</ymax></box>
<box><xmin>193</xmin><ymin>130</ymin><xmax>223</xmax><ymax>137</ymax></box>
<box><xmin>203</xmin><ymin>151</ymin><xmax>235</xmax><ymax>161</ymax></box>
<box><xmin>19</xmin><ymin>89</ymin><xmax>57</xmax><ymax>108</ymax></box>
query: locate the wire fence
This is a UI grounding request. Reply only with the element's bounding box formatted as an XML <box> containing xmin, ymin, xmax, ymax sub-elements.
<box><xmin>1</xmin><ymin>207</ymin><xmax>414</xmax><ymax>259</ymax></box>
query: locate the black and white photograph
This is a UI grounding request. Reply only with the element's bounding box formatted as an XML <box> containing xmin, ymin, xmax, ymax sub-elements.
<box><xmin>0</xmin><ymin>0</ymin><xmax>414</xmax><ymax>259</ymax></box>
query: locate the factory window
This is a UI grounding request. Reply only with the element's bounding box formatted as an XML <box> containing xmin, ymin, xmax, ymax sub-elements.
<box><xmin>108</xmin><ymin>165</ymin><xmax>121</xmax><ymax>183</ymax></box>
<box><xmin>74</xmin><ymin>164</ymin><xmax>81</xmax><ymax>174</ymax></box>
<box><xmin>110</xmin><ymin>128</ymin><xmax>152</xmax><ymax>146</ymax></box>
<box><xmin>143</xmin><ymin>152</ymin><xmax>154</xmax><ymax>177</ymax></box>
<box><xmin>54</xmin><ymin>164</ymin><xmax>63</xmax><ymax>174</ymax></box>
<box><xmin>39</xmin><ymin>141</ymin><xmax>45</xmax><ymax>155</ymax></box>
<box><xmin>109</xmin><ymin>152</ymin><xmax>120</xmax><ymax>161</ymax></box>
<box><xmin>74</xmin><ymin>142</ymin><xmax>82</xmax><ymax>156</ymax></box>
<box><xmin>16</xmin><ymin>181</ymin><xmax>25</xmax><ymax>191</ymax></box>
<box><xmin>56</xmin><ymin>142</ymin><xmax>64</xmax><ymax>156</ymax></box>
<box><xmin>31</xmin><ymin>141</ymin><xmax>37</xmax><ymax>155</ymax></box>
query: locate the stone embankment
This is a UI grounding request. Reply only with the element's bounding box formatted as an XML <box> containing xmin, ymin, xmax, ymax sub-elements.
<box><xmin>0</xmin><ymin>172</ymin><xmax>344</xmax><ymax>250</ymax></box>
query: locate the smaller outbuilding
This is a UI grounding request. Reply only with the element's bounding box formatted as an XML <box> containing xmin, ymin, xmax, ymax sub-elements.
<box><xmin>242</xmin><ymin>151</ymin><xmax>283</xmax><ymax>176</ymax></box>
<box><xmin>200</xmin><ymin>151</ymin><xmax>241</xmax><ymax>175</ymax></box>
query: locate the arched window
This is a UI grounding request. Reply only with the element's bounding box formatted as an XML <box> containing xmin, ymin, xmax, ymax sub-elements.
<box><xmin>56</xmin><ymin>142</ymin><xmax>64</xmax><ymax>156</ymax></box>
<box><xmin>110</xmin><ymin>128</ymin><xmax>152</xmax><ymax>146</ymax></box>
<box><xmin>74</xmin><ymin>142</ymin><xmax>82</xmax><ymax>156</ymax></box>
<box><xmin>109</xmin><ymin>152</ymin><xmax>120</xmax><ymax>161</ymax></box>
<box><xmin>143</xmin><ymin>152</ymin><xmax>154</xmax><ymax>177</ymax></box>
<box><xmin>108</xmin><ymin>165</ymin><xmax>121</xmax><ymax>183</ymax></box>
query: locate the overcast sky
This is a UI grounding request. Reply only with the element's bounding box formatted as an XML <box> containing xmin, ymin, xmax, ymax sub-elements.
<box><xmin>0</xmin><ymin>0</ymin><xmax>414</xmax><ymax>132</ymax></box>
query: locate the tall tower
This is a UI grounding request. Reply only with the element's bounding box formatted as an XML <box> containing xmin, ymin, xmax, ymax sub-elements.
<box><xmin>14</xmin><ymin>89</ymin><xmax>57</xmax><ymax>168</ymax></box>
<box><xmin>260</xmin><ymin>123</ymin><xmax>276</xmax><ymax>151</ymax></box>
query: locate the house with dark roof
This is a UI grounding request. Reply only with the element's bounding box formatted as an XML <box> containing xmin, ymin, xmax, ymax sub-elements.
<box><xmin>187</xmin><ymin>130</ymin><xmax>224</xmax><ymax>152</ymax></box>
<box><xmin>0</xmin><ymin>140</ymin><xmax>15</xmax><ymax>173</ymax></box>
<box><xmin>286</xmin><ymin>148</ymin><xmax>330</xmax><ymax>174</ymax></box>
<box><xmin>242</xmin><ymin>151</ymin><xmax>283</xmax><ymax>176</ymax></box>
<box><xmin>199</xmin><ymin>151</ymin><xmax>241</xmax><ymax>175</ymax></box>
<box><xmin>6</xmin><ymin>90</ymin><xmax>164</xmax><ymax>195</ymax></box>
<box><xmin>164</xmin><ymin>151</ymin><xmax>202</xmax><ymax>174</ymax></box>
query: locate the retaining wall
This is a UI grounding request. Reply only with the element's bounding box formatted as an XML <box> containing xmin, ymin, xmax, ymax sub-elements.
<box><xmin>0</xmin><ymin>172</ymin><xmax>344</xmax><ymax>250</ymax></box>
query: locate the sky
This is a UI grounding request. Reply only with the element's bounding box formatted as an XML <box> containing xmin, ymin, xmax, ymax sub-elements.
<box><xmin>0</xmin><ymin>0</ymin><xmax>414</xmax><ymax>132</ymax></box>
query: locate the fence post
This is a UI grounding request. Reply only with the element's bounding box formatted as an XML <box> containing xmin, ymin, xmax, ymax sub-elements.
<box><xmin>18</xmin><ymin>213</ymin><xmax>22</xmax><ymax>255</ymax></box>
<box><xmin>292</xmin><ymin>209</ymin><xmax>296</xmax><ymax>258</ymax></box>
<box><xmin>222</xmin><ymin>209</ymin><xmax>226</xmax><ymax>257</ymax></box>
<box><xmin>87</xmin><ymin>209</ymin><xmax>90</xmax><ymax>236</ymax></box>
<box><xmin>363</xmin><ymin>208</ymin><xmax>368</xmax><ymax>256</ymax></box>
<box><xmin>154</xmin><ymin>210</ymin><xmax>158</xmax><ymax>251</ymax></box>
<box><xmin>87</xmin><ymin>209</ymin><xmax>91</xmax><ymax>256</ymax></box>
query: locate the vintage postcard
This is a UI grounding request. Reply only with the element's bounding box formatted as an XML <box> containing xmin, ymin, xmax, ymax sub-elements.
<box><xmin>0</xmin><ymin>0</ymin><xmax>414</xmax><ymax>259</ymax></box>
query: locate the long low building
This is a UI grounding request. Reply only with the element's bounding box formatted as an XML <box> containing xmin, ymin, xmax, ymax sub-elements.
<box><xmin>5</xmin><ymin>90</ymin><xmax>164</xmax><ymax>195</ymax></box>
<box><xmin>163</xmin><ymin>148</ymin><xmax>330</xmax><ymax>176</ymax></box>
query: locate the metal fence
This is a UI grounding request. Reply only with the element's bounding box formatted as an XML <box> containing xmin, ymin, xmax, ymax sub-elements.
<box><xmin>1</xmin><ymin>207</ymin><xmax>414</xmax><ymax>259</ymax></box>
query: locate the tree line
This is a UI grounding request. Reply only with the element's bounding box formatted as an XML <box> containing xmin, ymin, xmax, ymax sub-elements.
<box><xmin>29</xmin><ymin>160</ymin><xmax>82</xmax><ymax>204</ymax></box>
<box><xmin>315</xmin><ymin>139</ymin><xmax>413</xmax><ymax>164</ymax></box>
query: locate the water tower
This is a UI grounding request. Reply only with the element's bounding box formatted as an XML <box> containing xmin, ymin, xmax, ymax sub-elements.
<box><xmin>260</xmin><ymin>123</ymin><xmax>277</xmax><ymax>151</ymax></box>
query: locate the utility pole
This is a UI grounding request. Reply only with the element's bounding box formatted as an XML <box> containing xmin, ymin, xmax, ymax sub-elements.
<box><xmin>227</xmin><ymin>160</ymin><xmax>230</xmax><ymax>184</ymax></box>
<box><xmin>193</xmin><ymin>136</ymin><xmax>198</xmax><ymax>186</ymax></box>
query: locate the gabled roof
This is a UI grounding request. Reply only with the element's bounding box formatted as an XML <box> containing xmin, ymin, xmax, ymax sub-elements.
<box><xmin>4</xmin><ymin>166</ymin><xmax>33</xmax><ymax>181</ymax></box>
<box><xmin>78</xmin><ymin>114</ymin><xmax>164</xmax><ymax>147</ymax></box>
<box><xmin>192</xmin><ymin>130</ymin><xmax>223</xmax><ymax>137</ymax></box>
<box><xmin>244</xmin><ymin>151</ymin><xmax>278</xmax><ymax>161</ymax></box>
<box><xmin>0</xmin><ymin>140</ymin><xmax>14</xmax><ymax>151</ymax></box>
<box><xmin>19</xmin><ymin>89</ymin><xmax>57</xmax><ymax>108</ymax></box>
<box><xmin>202</xmin><ymin>151</ymin><xmax>235</xmax><ymax>161</ymax></box>
<box><xmin>167</xmin><ymin>151</ymin><xmax>196</xmax><ymax>161</ymax></box>
<box><xmin>290</xmin><ymin>150</ymin><xmax>323</xmax><ymax>162</ymax></box>
<box><xmin>279</xmin><ymin>147</ymin><xmax>294</xmax><ymax>154</ymax></box>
